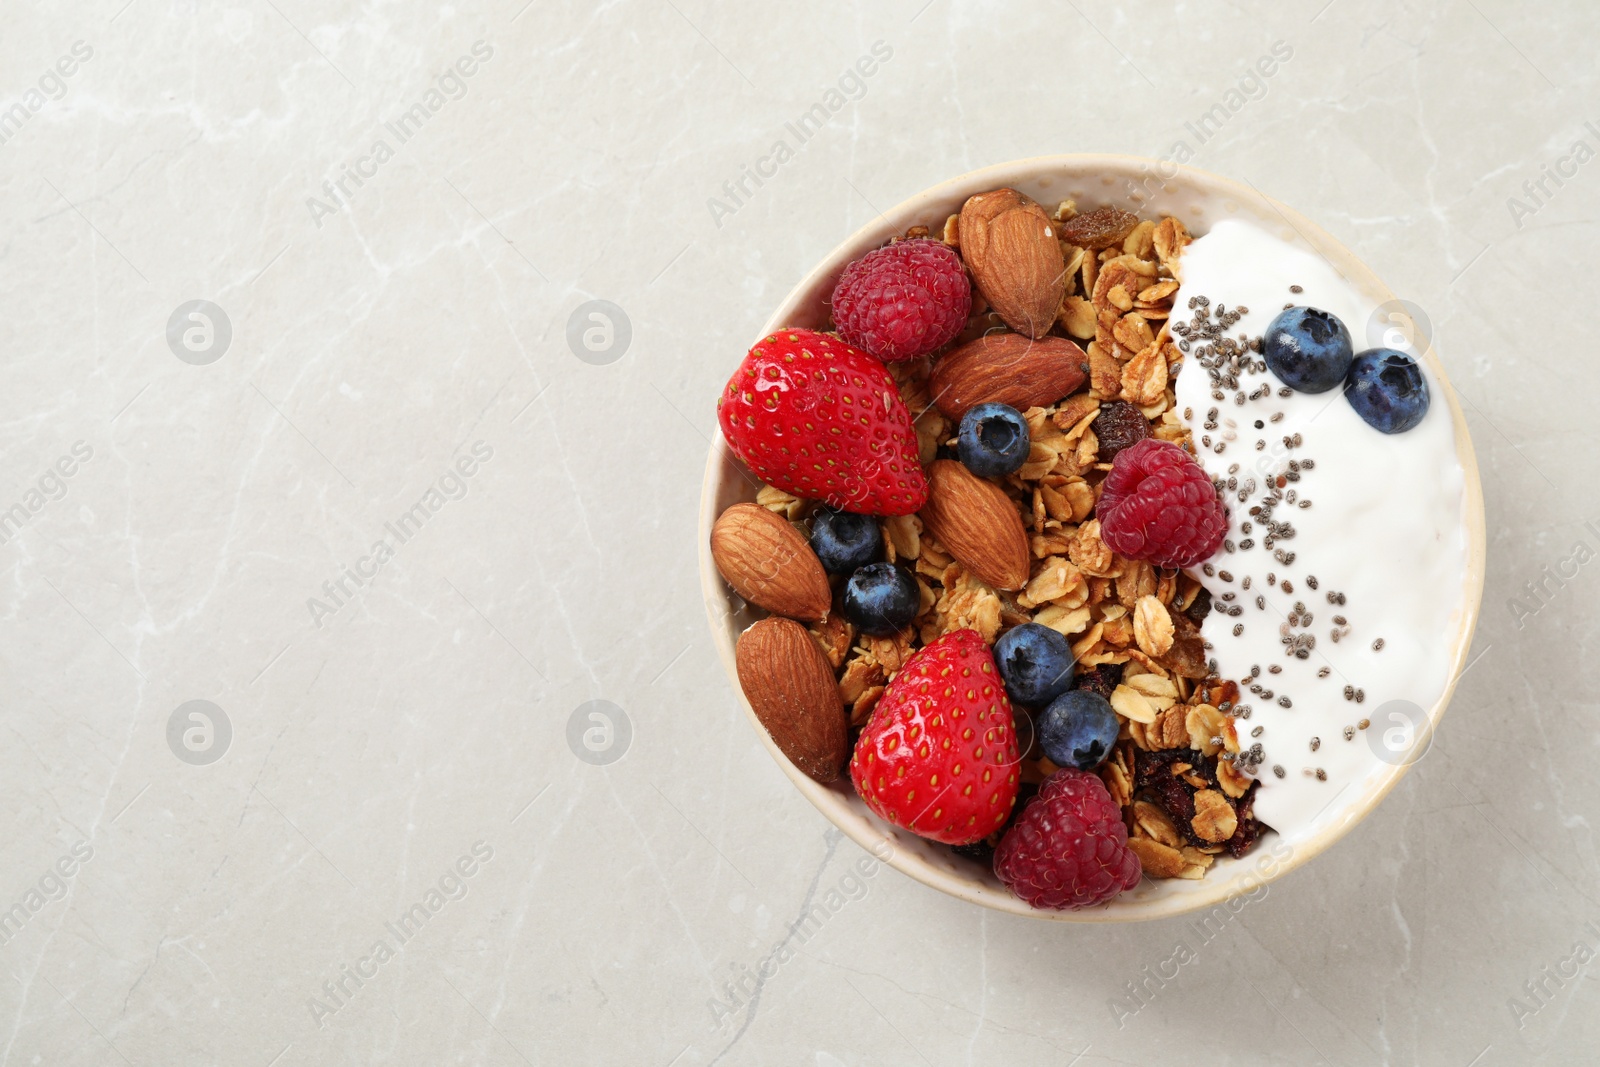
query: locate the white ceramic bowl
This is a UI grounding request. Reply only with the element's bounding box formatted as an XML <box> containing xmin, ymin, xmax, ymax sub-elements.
<box><xmin>698</xmin><ymin>155</ymin><xmax>1486</xmax><ymax>922</ymax></box>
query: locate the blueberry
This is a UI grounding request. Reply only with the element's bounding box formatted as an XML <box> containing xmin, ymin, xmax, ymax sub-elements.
<box><xmin>809</xmin><ymin>507</ymin><xmax>882</xmax><ymax>574</ymax></box>
<box><xmin>1037</xmin><ymin>690</ymin><xmax>1119</xmax><ymax>771</ymax></box>
<box><xmin>841</xmin><ymin>563</ymin><xmax>918</xmax><ymax>636</ymax></box>
<box><xmin>1263</xmin><ymin>306</ymin><xmax>1353</xmax><ymax>393</ymax></box>
<box><xmin>957</xmin><ymin>402</ymin><xmax>1030</xmax><ymax>477</ymax></box>
<box><xmin>993</xmin><ymin>623</ymin><xmax>1076</xmax><ymax>706</ymax></box>
<box><xmin>1346</xmin><ymin>348</ymin><xmax>1429</xmax><ymax>434</ymax></box>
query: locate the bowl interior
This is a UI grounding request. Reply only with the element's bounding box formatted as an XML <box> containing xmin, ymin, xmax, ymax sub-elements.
<box><xmin>699</xmin><ymin>155</ymin><xmax>1486</xmax><ymax>922</ymax></box>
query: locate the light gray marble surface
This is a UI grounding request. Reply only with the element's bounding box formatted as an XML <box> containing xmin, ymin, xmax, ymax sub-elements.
<box><xmin>0</xmin><ymin>1</ymin><xmax>1593</xmax><ymax>1064</ymax></box>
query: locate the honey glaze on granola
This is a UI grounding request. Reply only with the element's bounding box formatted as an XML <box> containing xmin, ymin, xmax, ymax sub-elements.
<box><xmin>1171</xmin><ymin>219</ymin><xmax>1469</xmax><ymax>837</ymax></box>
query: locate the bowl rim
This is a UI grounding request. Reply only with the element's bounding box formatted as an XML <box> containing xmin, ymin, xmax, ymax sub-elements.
<box><xmin>698</xmin><ymin>154</ymin><xmax>1488</xmax><ymax>923</ymax></box>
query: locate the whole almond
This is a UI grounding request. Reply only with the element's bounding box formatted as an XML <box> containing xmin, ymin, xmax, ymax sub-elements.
<box><xmin>958</xmin><ymin>189</ymin><xmax>1066</xmax><ymax>339</ymax></box>
<box><xmin>957</xmin><ymin>188</ymin><xmax>1031</xmax><ymax>251</ymax></box>
<box><xmin>736</xmin><ymin>617</ymin><xmax>847</xmax><ymax>783</ymax></box>
<box><xmin>917</xmin><ymin>460</ymin><xmax>1030</xmax><ymax>591</ymax></box>
<box><xmin>929</xmin><ymin>333</ymin><xmax>1087</xmax><ymax>420</ymax></box>
<box><xmin>711</xmin><ymin>503</ymin><xmax>831</xmax><ymax>622</ymax></box>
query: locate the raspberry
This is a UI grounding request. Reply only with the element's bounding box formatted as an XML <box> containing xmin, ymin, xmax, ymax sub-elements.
<box><xmin>1097</xmin><ymin>439</ymin><xmax>1227</xmax><ymax>569</ymax></box>
<box><xmin>831</xmin><ymin>239</ymin><xmax>971</xmax><ymax>362</ymax></box>
<box><xmin>993</xmin><ymin>768</ymin><xmax>1141</xmax><ymax>910</ymax></box>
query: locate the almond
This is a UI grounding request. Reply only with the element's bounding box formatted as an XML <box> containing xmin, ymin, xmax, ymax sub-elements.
<box><xmin>928</xmin><ymin>333</ymin><xmax>1087</xmax><ymax>420</ymax></box>
<box><xmin>710</xmin><ymin>503</ymin><xmax>831</xmax><ymax>622</ymax></box>
<box><xmin>917</xmin><ymin>460</ymin><xmax>1030</xmax><ymax>591</ymax></box>
<box><xmin>736</xmin><ymin>617</ymin><xmax>847</xmax><ymax>783</ymax></box>
<box><xmin>958</xmin><ymin>188</ymin><xmax>1066</xmax><ymax>339</ymax></box>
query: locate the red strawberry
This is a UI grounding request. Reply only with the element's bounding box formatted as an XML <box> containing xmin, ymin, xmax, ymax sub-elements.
<box><xmin>849</xmin><ymin>629</ymin><xmax>1020</xmax><ymax>845</ymax></box>
<box><xmin>717</xmin><ymin>329</ymin><xmax>928</xmax><ymax>516</ymax></box>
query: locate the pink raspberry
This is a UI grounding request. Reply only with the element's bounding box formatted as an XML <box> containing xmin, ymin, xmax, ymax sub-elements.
<box><xmin>830</xmin><ymin>239</ymin><xmax>971</xmax><ymax>362</ymax></box>
<box><xmin>994</xmin><ymin>768</ymin><xmax>1141</xmax><ymax>910</ymax></box>
<box><xmin>1097</xmin><ymin>439</ymin><xmax>1227</xmax><ymax>569</ymax></box>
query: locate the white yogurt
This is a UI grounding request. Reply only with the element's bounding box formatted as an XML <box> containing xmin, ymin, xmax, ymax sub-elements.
<box><xmin>1170</xmin><ymin>219</ymin><xmax>1469</xmax><ymax>839</ymax></box>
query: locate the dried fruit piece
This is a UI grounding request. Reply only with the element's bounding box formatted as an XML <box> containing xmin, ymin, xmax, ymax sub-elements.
<box><xmin>1091</xmin><ymin>400</ymin><xmax>1151</xmax><ymax>462</ymax></box>
<box><xmin>1072</xmin><ymin>663</ymin><xmax>1124</xmax><ymax>701</ymax></box>
<box><xmin>1057</xmin><ymin>205</ymin><xmax>1139</xmax><ymax>250</ymax></box>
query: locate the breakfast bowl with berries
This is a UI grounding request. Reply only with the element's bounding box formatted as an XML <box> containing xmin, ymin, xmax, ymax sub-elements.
<box><xmin>698</xmin><ymin>156</ymin><xmax>1486</xmax><ymax>921</ymax></box>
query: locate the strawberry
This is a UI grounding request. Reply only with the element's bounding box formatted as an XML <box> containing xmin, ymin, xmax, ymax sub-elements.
<box><xmin>717</xmin><ymin>329</ymin><xmax>928</xmax><ymax>516</ymax></box>
<box><xmin>849</xmin><ymin>629</ymin><xmax>1021</xmax><ymax>845</ymax></box>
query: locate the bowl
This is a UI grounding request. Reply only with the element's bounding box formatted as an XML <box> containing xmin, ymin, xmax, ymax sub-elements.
<box><xmin>698</xmin><ymin>155</ymin><xmax>1486</xmax><ymax>922</ymax></box>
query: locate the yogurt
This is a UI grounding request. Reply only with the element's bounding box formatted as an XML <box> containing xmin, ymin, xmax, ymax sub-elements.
<box><xmin>1169</xmin><ymin>219</ymin><xmax>1469</xmax><ymax>839</ymax></box>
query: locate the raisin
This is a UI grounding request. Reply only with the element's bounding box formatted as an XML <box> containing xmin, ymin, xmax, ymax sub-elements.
<box><xmin>1092</xmin><ymin>400</ymin><xmax>1152</xmax><ymax>462</ymax></box>
<box><xmin>1057</xmin><ymin>206</ymin><xmax>1140</xmax><ymax>250</ymax></box>
<box><xmin>1133</xmin><ymin>747</ymin><xmax>1205</xmax><ymax>787</ymax></box>
<box><xmin>1148</xmin><ymin>776</ymin><xmax>1196</xmax><ymax>834</ymax></box>
<box><xmin>1224</xmin><ymin>781</ymin><xmax>1265</xmax><ymax>858</ymax></box>
<box><xmin>1184</xmin><ymin>587</ymin><xmax>1212</xmax><ymax>625</ymax></box>
<box><xmin>1072</xmin><ymin>663</ymin><xmax>1124</xmax><ymax>700</ymax></box>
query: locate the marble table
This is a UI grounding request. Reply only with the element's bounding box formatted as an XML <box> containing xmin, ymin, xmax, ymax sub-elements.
<box><xmin>0</xmin><ymin>1</ymin><xmax>1593</xmax><ymax>1064</ymax></box>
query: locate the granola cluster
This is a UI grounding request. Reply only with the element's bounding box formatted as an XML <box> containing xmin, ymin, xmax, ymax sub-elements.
<box><xmin>753</xmin><ymin>202</ymin><xmax>1267</xmax><ymax>880</ymax></box>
